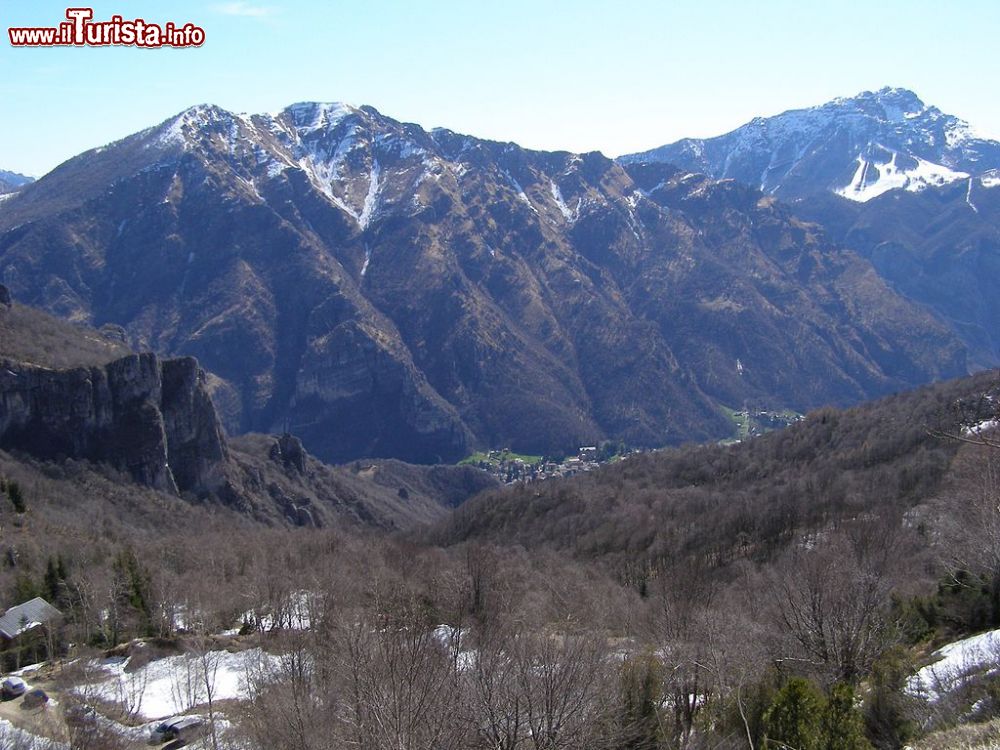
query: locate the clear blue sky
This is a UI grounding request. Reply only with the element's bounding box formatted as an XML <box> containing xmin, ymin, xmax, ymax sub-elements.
<box><xmin>3</xmin><ymin>0</ymin><xmax>999</xmax><ymax>177</ymax></box>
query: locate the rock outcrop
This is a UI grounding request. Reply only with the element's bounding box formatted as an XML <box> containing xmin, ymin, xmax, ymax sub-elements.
<box><xmin>269</xmin><ymin>432</ymin><xmax>306</xmax><ymax>473</ymax></box>
<box><xmin>0</xmin><ymin>352</ymin><xmax>228</xmax><ymax>495</ymax></box>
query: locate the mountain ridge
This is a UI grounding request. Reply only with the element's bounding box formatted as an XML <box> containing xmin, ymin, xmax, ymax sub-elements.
<box><xmin>0</xmin><ymin>169</ymin><xmax>33</xmax><ymax>196</ymax></box>
<box><xmin>620</xmin><ymin>87</ymin><xmax>1000</xmax><ymax>202</ymax></box>
<box><xmin>0</xmin><ymin>99</ymin><xmax>968</xmax><ymax>462</ymax></box>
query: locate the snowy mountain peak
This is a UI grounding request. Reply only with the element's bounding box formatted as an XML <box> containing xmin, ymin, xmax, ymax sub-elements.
<box><xmin>847</xmin><ymin>86</ymin><xmax>927</xmax><ymax>119</ymax></box>
<box><xmin>621</xmin><ymin>87</ymin><xmax>1000</xmax><ymax>202</ymax></box>
<box><xmin>281</xmin><ymin>102</ymin><xmax>357</xmax><ymax>135</ymax></box>
<box><xmin>156</xmin><ymin>103</ymin><xmax>239</xmax><ymax>148</ymax></box>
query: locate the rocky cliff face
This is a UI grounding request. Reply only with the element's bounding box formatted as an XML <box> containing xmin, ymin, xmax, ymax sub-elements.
<box><xmin>0</xmin><ymin>351</ymin><xmax>228</xmax><ymax>496</ymax></box>
<box><xmin>0</xmin><ymin>296</ymin><xmax>497</xmax><ymax>527</ymax></box>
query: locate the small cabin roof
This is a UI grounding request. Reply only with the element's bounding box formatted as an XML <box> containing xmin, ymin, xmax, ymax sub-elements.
<box><xmin>0</xmin><ymin>597</ymin><xmax>61</xmax><ymax>639</ymax></box>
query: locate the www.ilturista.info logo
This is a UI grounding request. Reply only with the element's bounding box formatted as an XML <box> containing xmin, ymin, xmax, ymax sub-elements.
<box><xmin>9</xmin><ymin>8</ymin><xmax>205</xmax><ymax>48</ymax></box>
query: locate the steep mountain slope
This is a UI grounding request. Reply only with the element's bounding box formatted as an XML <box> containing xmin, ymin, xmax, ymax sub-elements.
<box><xmin>0</xmin><ymin>103</ymin><xmax>967</xmax><ymax>462</ymax></box>
<box><xmin>795</xmin><ymin>174</ymin><xmax>1000</xmax><ymax>368</ymax></box>
<box><xmin>623</xmin><ymin>87</ymin><xmax>1000</xmax><ymax>202</ymax></box>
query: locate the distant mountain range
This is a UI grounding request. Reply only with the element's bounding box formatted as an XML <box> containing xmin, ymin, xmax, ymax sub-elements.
<box><xmin>623</xmin><ymin>87</ymin><xmax>1000</xmax><ymax>369</ymax></box>
<box><xmin>0</xmin><ymin>170</ymin><xmax>33</xmax><ymax>195</ymax></box>
<box><xmin>621</xmin><ymin>87</ymin><xmax>1000</xmax><ymax>202</ymax></box>
<box><xmin>0</xmin><ymin>93</ymin><xmax>976</xmax><ymax>463</ymax></box>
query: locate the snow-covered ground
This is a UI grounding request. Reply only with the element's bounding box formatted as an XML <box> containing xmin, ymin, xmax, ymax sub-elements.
<box><xmin>0</xmin><ymin>718</ymin><xmax>68</xmax><ymax>750</ymax></box>
<box><xmin>963</xmin><ymin>419</ymin><xmax>999</xmax><ymax>437</ymax></box>
<box><xmin>433</xmin><ymin>624</ymin><xmax>476</xmax><ymax>671</ymax></box>
<box><xmin>907</xmin><ymin>628</ymin><xmax>1000</xmax><ymax>701</ymax></box>
<box><xmin>234</xmin><ymin>590</ymin><xmax>316</xmax><ymax>634</ymax></box>
<box><xmin>80</xmin><ymin>647</ymin><xmax>283</xmax><ymax>720</ymax></box>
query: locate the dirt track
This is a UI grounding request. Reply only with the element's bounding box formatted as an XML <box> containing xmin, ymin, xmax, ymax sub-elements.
<box><xmin>0</xmin><ymin>667</ymin><xmax>70</xmax><ymax>744</ymax></box>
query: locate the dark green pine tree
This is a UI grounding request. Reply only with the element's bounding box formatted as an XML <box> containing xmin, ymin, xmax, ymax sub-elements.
<box><xmin>43</xmin><ymin>555</ymin><xmax>70</xmax><ymax>605</ymax></box>
<box><xmin>7</xmin><ymin>480</ymin><xmax>26</xmax><ymax>513</ymax></box>
<box><xmin>822</xmin><ymin>683</ymin><xmax>873</xmax><ymax>750</ymax></box>
<box><xmin>764</xmin><ymin>677</ymin><xmax>826</xmax><ymax>750</ymax></box>
<box><xmin>113</xmin><ymin>547</ymin><xmax>155</xmax><ymax>637</ymax></box>
<box><xmin>619</xmin><ymin>652</ymin><xmax>663</xmax><ymax>750</ymax></box>
<box><xmin>12</xmin><ymin>572</ymin><xmax>40</xmax><ymax>603</ymax></box>
<box><xmin>44</xmin><ymin>557</ymin><xmax>60</xmax><ymax>602</ymax></box>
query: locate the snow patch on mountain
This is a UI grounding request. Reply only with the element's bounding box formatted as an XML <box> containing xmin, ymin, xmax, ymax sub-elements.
<box><xmin>963</xmin><ymin>418</ymin><xmax>998</xmax><ymax>437</ymax></box>
<box><xmin>361</xmin><ymin>244</ymin><xmax>372</xmax><ymax>277</ymax></box>
<box><xmin>503</xmin><ymin>170</ymin><xmax>537</xmax><ymax>213</ymax></box>
<box><xmin>285</xmin><ymin>102</ymin><xmax>353</xmax><ymax>135</ymax></box>
<box><xmin>836</xmin><ymin>150</ymin><xmax>968</xmax><ymax>202</ymax></box>
<box><xmin>358</xmin><ymin>160</ymin><xmax>381</xmax><ymax>229</ymax></box>
<box><xmin>296</xmin><ymin>133</ymin><xmax>371</xmax><ymax>223</ymax></box>
<box><xmin>550</xmin><ymin>180</ymin><xmax>580</xmax><ymax>223</ymax></box>
<box><xmin>965</xmin><ymin>178</ymin><xmax>979</xmax><ymax>213</ymax></box>
<box><xmin>945</xmin><ymin>119</ymin><xmax>983</xmax><ymax>148</ymax></box>
<box><xmin>156</xmin><ymin>104</ymin><xmax>225</xmax><ymax>149</ymax></box>
<box><xmin>266</xmin><ymin>160</ymin><xmax>289</xmax><ymax>178</ymax></box>
<box><xmin>981</xmin><ymin>170</ymin><xmax>1000</xmax><ymax>189</ymax></box>
<box><xmin>376</xmin><ymin>132</ymin><xmax>427</xmax><ymax>161</ymax></box>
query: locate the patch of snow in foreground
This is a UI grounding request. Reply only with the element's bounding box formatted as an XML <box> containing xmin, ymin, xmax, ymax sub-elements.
<box><xmin>239</xmin><ymin>590</ymin><xmax>316</xmax><ymax>633</ymax></box>
<box><xmin>82</xmin><ymin>647</ymin><xmax>282</xmax><ymax>720</ymax></box>
<box><xmin>907</xmin><ymin>628</ymin><xmax>1000</xmax><ymax>700</ymax></box>
<box><xmin>11</xmin><ymin>661</ymin><xmax>47</xmax><ymax>677</ymax></box>
<box><xmin>963</xmin><ymin>419</ymin><xmax>999</xmax><ymax>437</ymax></box>
<box><xmin>0</xmin><ymin>718</ymin><xmax>68</xmax><ymax>749</ymax></box>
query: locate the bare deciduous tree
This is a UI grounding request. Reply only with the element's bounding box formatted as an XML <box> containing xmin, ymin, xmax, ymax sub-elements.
<box><xmin>936</xmin><ymin>446</ymin><xmax>1000</xmax><ymax>620</ymax></box>
<box><xmin>767</xmin><ymin>527</ymin><xmax>898</xmax><ymax>684</ymax></box>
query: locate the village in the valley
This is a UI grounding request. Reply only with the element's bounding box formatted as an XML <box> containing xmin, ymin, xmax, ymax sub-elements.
<box><xmin>461</xmin><ymin>445</ymin><xmax>621</xmax><ymax>484</ymax></box>
<box><xmin>466</xmin><ymin>407</ymin><xmax>805</xmax><ymax>485</ymax></box>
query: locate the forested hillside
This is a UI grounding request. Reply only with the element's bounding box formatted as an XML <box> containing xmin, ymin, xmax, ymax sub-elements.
<box><xmin>435</xmin><ymin>371</ymin><xmax>1000</xmax><ymax>574</ymax></box>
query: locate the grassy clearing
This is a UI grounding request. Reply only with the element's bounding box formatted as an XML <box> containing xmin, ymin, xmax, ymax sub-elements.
<box><xmin>911</xmin><ymin>718</ymin><xmax>1000</xmax><ymax>750</ymax></box>
<box><xmin>459</xmin><ymin>450</ymin><xmax>543</xmax><ymax>466</ymax></box>
<box><xmin>719</xmin><ymin>405</ymin><xmax>750</xmax><ymax>441</ymax></box>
